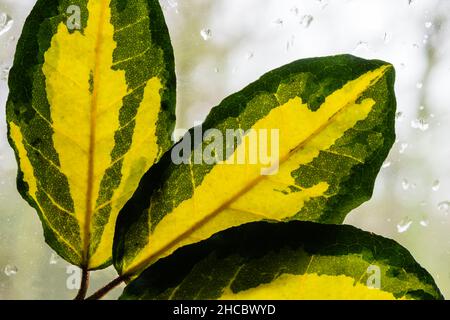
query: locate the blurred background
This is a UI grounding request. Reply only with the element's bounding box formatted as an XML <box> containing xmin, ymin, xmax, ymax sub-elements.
<box><xmin>0</xmin><ymin>0</ymin><xmax>449</xmax><ymax>299</ymax></box>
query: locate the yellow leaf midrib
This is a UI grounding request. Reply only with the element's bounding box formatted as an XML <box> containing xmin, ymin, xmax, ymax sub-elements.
<box><xmin>123</xmin><ymin>67</ymin><xmax>388</xmax><ymax>277</ymax></box>
<box><xmin>83</xmin><ymin>0</ymin><xmax>108</xmax><ymax>267</ymax></box>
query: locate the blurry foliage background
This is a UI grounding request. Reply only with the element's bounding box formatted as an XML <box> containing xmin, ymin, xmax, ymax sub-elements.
<box><xmin>0</xmin><ymin>0</ymin><xmax>449</xmax><ymax>299</ymax></box>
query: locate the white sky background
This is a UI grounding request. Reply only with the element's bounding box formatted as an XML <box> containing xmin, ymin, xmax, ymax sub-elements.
<box><xmin>0</xmin><ymin>0</ymin><xmax>449</xmax><ymax>299</ymax></box>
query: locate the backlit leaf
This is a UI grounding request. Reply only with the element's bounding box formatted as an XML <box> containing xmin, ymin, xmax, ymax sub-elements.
<box><xmin>6</xmin><ymin>0</ymin><xmax>176</xmax><ymax>269</ymax></box>
<box><xmin>121</xmin><ymin>221</ymin><xmax>443</xmax><ymax>300</ymax></box>
<box><xmin>114</xmin><ymin>55</ymin><xmax>396</xmax><ymax>277</ymax></box>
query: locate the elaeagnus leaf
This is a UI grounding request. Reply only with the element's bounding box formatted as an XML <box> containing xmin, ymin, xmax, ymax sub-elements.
<box><xmin>120</xmin><ymin>221</ymin><xmax>443</xmax><ymax>300</ymax></box>
<box><xmin>113</xmin><ymin>55</ymin><xmax>397</xmax><ymax>278</ymax></box>
<box><xmin>6</xmin><ymin>0</ymin><xmax>176</xmax><ymax>269</ymax></box>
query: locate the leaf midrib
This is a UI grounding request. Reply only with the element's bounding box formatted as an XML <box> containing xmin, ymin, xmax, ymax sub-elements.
<box><xmin>124</xmin><ymin>70</ymin><xmax>388</xmax><ymax>276</ymax></box>
<box><xmin>83</xmin><ymin>1</ymin><xmax>108</xmax><ymax>267</ymax></box>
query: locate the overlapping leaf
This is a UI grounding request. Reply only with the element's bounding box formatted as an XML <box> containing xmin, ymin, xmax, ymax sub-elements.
<box><xmin>113</xmin><ymin>55</ymin><xmax>397</xmax><ymax>278</ymax></box>
<box><xmin>120</xmin><ymin>221</ymin><xmax>443</xmax><ymax>300</ymax></box>
<box><xmin>6</xmin><ymin>0</ymin><xmax>176</xmax><ymax>269</ymax></box>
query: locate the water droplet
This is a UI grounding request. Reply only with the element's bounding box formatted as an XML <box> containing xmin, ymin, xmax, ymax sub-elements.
<box><xmin>411</xmin><ymin>118</ymin><xmax>429</xmax><ymax>131</ymax></box>
<box><xmin>49</xmin><ymin>252</ymin><xmax>59</xmax><ymax>265</ymax></box>
<box><xmin>402</xmin><ymin>179</ymin><xmax>410</xmax><ymax>190</ymax></box>
<box><xmin>416</xmin><ymin>82</ymin><xmax>423</xmax><ymax>89</ymax></box>
<box><xmin>354</xmin><ymin>41</ymin><xmax>370</xmax><ymax>52</ymax></box>
<box><xmin>318</xmin><ymin>0</ymin><xmax>329</xmax><ymax>10</ymax></box>
<box><xmin>432</xmin><ymin>180</ymin><xmax>440</xmax><ymax>191</ymax></box>
<box><xmin>419</xmin><ymin>105</ymin><xmax>425</xmax><ymax>111</ymax></box>
<box><xmin>4</xmin><ymin>264</ymin><xmax>18</xmax><ymax>276</ymax></box>
<box><xmin>214</xmin><ymin>67</ymin><xmax>219</xmax><ymax>73</ymax></box>
<box><xmin>382</xmin><ymin>161</ymin><xmax>391</xmax><ymax>168</ymax></box>
<box><xmin>425</xmin><ymin>21</ymin><xmax>433</xmax><ymax>29</ymax></box>
<box><xmin>395</xmin><ymin>111</ymin><xmax>404</xmax><ymax>121</ymax></box>
<box><xmin>1</xmin><ymin>66</ymin><xmax>11</xmax><ymax>81</ymax></box>
<box><xmin>438</xmin><ymin>201</ymin><xmax>450</xmax><ymax>214</ymax></box>
<box><xmin>200</xmin><ymin>28</ymin><xmax>212</xmax><ymax>41</ymax></box>
<box><xmin>161</xmin><ymin>0</ymin><xmax>179</xmax><ymax>12</ymax></box>
<box><xmin>246</xmin><ymin>52</ymin><xmax>254</xmax><ymax>60</ymax></box>
<box><xmin>300</xmin><ymin>15</ymin><xmax>314</xmax><ymax>28</ymax></box>
<box><xmin>272</xmin><ymin>18</ymin><xmax>284</xmax><ymax>26</ymax></box>
<box><xmin>408</xmin><ymin>0</ymin><xmax>414</xmax><ymax>5</ymax></box>
<box><xmin>290</xmin><ymin>6</ymin><xmax>299</xmax><ymax>16</ymax></box>
<box><xmin>420</xmin><ymin>219</ymin><xmax>429</xmax><ymax>227</ymax></box>
<box><xmin>399</xmin><ymin>143</ymin><xmax>408</xmax><ymax>154</ymax></box>
<box><xmin>167</xmin><ymin>0</ymin><xmax>178</xmax><ymax>8</ymax></box>
<box><xmin>383</xmin><ymin>32</ymin><xmax>391</xmax><ymax>44</ymax></box>
<box><xmin>0</xmin><ymin>12</ymin><xmax>13</xmax><ymax>36</ymax></box>
<box><xmin>286</xmin><ymin>35</ymin><xmax>295</xmax><ymax>51</ymax></box>
<box><xmin>397</xmin><ymin>218</ymin><xmax>413</xmax><ymax>233</ymax></box>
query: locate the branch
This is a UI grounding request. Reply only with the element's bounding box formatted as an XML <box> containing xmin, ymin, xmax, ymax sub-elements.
<box><xmin>74</xmin><ymin>267</ymin><xmax>90</xmax><ymax>300</ymax></box>
<box><xmin>86</xmin><ymin>275</ymin><xmax>127</xmax><ymax>300</ymax></box>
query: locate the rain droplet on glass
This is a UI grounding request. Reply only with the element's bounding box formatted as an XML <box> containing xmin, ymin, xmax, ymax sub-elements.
<box><xmin>354</xmin><ymin>41</ymin><xmax>370</xmax><ymax>52</ymax></box>
<box><xmin>49</xmin><ymin>252</ymin><xmax>59</xmax><ymax>265</ymax></box>
<box><xmin>411</xmin><ymin>118</ymin><xmax>429</xmax><ymax>131</ymax></box>
<box><xmin>432</xmin><ymin>180</ymin><xmax>440</xmax><ymax>191</ymax></box>
<box><xmin>397</xmin><ymin>218</ymin><xmax>413</xmax><ymax>233</ymax></box>
<box><xmin>4</xmin><ymin>264</ymin><xmax>18</xmax><ymax>276</ymax></box>
<box><xmin>1</xmin><ymin>66</ymin><xmax>11</xmax><ymax>81</ymax></box>
<box><xmin>402</xmin><ymin>179</ymin><xmax>410</xmax><ymax>190</ymax></box>
<box><xmin>425</xmin><ymin>21</ymin><xmax>433</xmax><ymax>29</ymax></box>
<box><xmin>0</xmin><ymin>12</ymin><xmax>13</xmax><ymax>36</ymax></box>
<box><xmin>286</xmin><ymin>35</ymin><xmax>295</xmax><ymax>51</ymax></box>
<box><xmin>167</xmin><ymin>0</ymin><xmax>178</xmax><ymax>8</ymax></box>
<box><xmin>300</xmin><ymin>15</ymin><xmax>314</xmax><ymax>28</ymax></box>
<box><xmin>420</xmin><ymin>219</ymin><xmax>429</xmax><ymax>227</ymax></box>
<box><xmin>416</xmin><ymin>82</ymin><xmax>423</xmax><ymax>89</ymax></box>
<box><xmin>399</xmin><ymin>142</ymin><xmax>408</xmax><ymax>154</ymax></box>
<box><xmin>200</xmin><ymin>28</ymin><xmax>212</xmax><ymax>41</ymax></box>
<box><xmin>382</xmin><ymin>161</ymin><xmax>391</xmax><ymax>168</ymax></box>
<box><xmin>272</xmin><ymin>18</ymin><xmax>284</xmax><ymax>26</ymax></box>
<box><xmin>438</xmin><ymin>201</ymin><xmax>450</xmax><ymax>214</ymax></box>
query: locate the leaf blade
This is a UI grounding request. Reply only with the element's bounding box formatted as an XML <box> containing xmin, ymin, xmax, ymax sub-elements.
<box><xmin>114</xmin><ymin>55</ymin><xmax>396</xmax><ymax>276</ymax></box>
<box><xmin>120</xmin><ymin>221</ymin><xmax>443</xmax><ymax>300</ymax></box>
<box><xmin>6</xmin><ymin>0</ymin><xmax>176</xmax><ymax>269</ymax></box>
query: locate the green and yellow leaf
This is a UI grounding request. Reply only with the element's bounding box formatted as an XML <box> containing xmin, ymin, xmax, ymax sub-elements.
<box><xmin>120</xmin><ymin>221</ymin><xmax>443</xmax><ymax>300</ymax></box>
<box><xmin>113</xmin><ymin>55</ymin><xmax>397</xmax><ymax>277</ymax></box>
<box><xmin>6</xmin><ymin>0</ymin><xmax>176</xmax><ymax>269</ymax></box>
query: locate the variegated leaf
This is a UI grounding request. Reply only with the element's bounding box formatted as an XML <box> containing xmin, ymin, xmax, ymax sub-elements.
<box><xmin>6</xmin><ymin>0</ymin><xmax>176</xmax><ymax>269</ymax></box>
<box><xmin>114</xmin><ymin>55</ymin><xmax>396</xmax><ymax>278</ymax></box>
<box><xmin>121</xmin><ymin>221</ymin><xmax>443</xmax><ymax>300</ymax></box>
